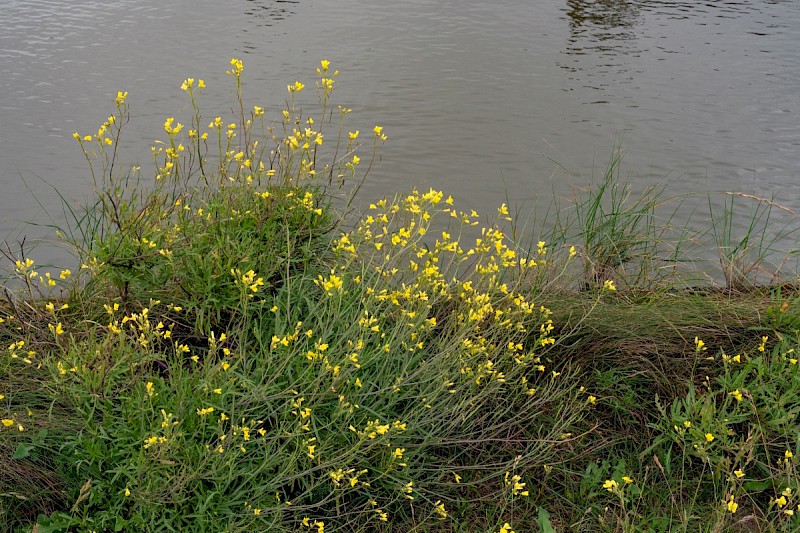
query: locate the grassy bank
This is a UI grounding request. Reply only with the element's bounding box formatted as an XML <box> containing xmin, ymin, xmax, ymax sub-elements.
<box><xmin>2</xmin><ymin>59</ymin><xmax>800</xmax><ymax>532</ymax></box>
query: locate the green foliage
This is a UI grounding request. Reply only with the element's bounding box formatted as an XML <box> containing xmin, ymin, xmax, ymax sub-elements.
<box><xmin>0</xmin><ymin>59</ymin><xmax>585</xmax><ymax>533</ymax></box>
<box><xmin>4</xmin><ymin>58</ymin><xmax>800</xmax><ymax>533</ymax></box>
<box><xmin>646</xmin><ymin>333</ymin><xmax>800</xmax><ymax>529</ymax></box>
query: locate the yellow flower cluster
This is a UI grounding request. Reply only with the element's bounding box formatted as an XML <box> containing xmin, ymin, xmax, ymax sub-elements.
<box><xmin>227</xmin><ymin>57</ymin><xmax>244</xmax><ymax>77</ymax></box>
<box><xmin>315</xmin><ymin>270</ymin><xmax>344</xmax><ymax>296</ymax></box>
<box><xmin>180</xmin><ymin>77</ymin><xmax>205</xmax><ymax>92</ymax></box>
<box><xmin>504</xmin><ymin>471</ymin><xmax>529</xmax><ymax>497</ymax></box>
<box><xmin>231</xmin><ymin>268</ymin><xmax>265</xmax><ymax>295</ymax></box>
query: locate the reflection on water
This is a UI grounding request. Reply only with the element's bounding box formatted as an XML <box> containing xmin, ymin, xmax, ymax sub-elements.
<box><xmin>558</xmin><ymin>0</ymin><xmax>800</xmax><ymax>105</ymax></box>
<box><xmin>562</xmin><ymin>0</ymin><xmax>792</xmax><ymax>56</ymax></box>
<box><xmin>566</xmin><ymin>0</ymin><xmax>641</xmax><ymax>54</ymax></box>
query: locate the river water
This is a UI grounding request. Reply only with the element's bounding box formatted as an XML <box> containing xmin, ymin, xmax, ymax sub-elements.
<box><xmin>1</xmin><ymin>0</ymin><xmax>799</xmax><ymax>268</ymax></box>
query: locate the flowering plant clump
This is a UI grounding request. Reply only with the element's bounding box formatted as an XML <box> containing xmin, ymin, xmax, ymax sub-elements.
<box><xmin>0</xmin><ymin>58</ymin><xmax>590</xmax><ymax>532</ymax></box>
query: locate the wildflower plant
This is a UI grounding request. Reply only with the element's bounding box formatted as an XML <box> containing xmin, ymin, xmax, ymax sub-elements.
<box><xmin>647</xmin><ymin>331</ymin><xmax>800</xmax><ymax>530</ymax></box>
<box><xmin>0</xmin><ymin>59</ymin><xmax>587</xmax><ymax>532</ymax></box>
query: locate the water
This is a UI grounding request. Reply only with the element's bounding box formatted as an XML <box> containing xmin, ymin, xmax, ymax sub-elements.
<box><xmin>1</xmin><ymin>0</ymin><xmax>799</xmax><ymax>268</ymax></box>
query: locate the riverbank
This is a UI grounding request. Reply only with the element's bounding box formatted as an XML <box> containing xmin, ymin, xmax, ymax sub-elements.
<box><xmin>2</xmin><ymin>60</ymin><xmax>799</xmax><ymax>532</ymax></box>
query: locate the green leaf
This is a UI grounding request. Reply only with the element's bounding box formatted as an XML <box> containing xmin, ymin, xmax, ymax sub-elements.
<box><xmin>12</xmin><ymin>443</ymin><xmax>35</xmax><ymax>460</ymax></box>
<box><xmin>743</xmin><ymin>479</ymin><xmax>772</xmax><ymax>492</ymax></box>
<box><xmin>538</xmin><ymin>507</ymin><xmax>555</xmax><ymax>533</ymax></box>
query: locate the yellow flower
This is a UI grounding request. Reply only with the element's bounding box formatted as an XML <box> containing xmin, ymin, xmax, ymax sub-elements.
<box><xmin>622</xmin><ymin>476</ymin><xmax>634</xmax><ymax>484</ymax></box>
<box><xmin>373</xmin><ymin>125</ymin><xmax>387</xmax><ymax>140</ymax></box>
<box><xmin>124</xmin><ymin>487</ymin><xmax>131</xmax><ymax>497</ymax></box>
<box><xmin>1</xmin><ymin>419</ymin><xmax>13</xmax><ymax>427</ymax></box>
<box><xmin>603</xmin><ymin>479</ymin><xmax>618</xmax><ymax>492</ymax></box>
<box><xmin>785</xmin><ymin>450</ymin><xmax>793</xmax><ymax>461</ymax></box>
<box><xmin>433</xmin><ymin>500</ymin><xmax>447</xmax><ymax>519</ymax></box>
<box><xmin>694</xmin><ymin>337</ymin><xmax>707</xmax><ymax>352</ymax></box>
<box><xmin>729</xmin><ymin>389</ymin><xmax>743</xmax><ymax>402</ymax></box>
<box><xmin>317</xmin><ymin>271</ymin><xmax>344</xmax><ymax>295</ymax></box>
<box><xmin>115</xmin><ymin>91</ymin><xmax>128</xmax><ymax>105</ymax></box>
<box><xmin>498</xmin><ymin>523</ymin><xmax>516</xmax><ymax>533</ymax></box>
<box><xmin>227</xmin><ymin>58</ymin><xmax>244</xmax><ymax>76</ymax></box>
<box><xmin>348</xmin><ymin>130</ymin><xmax>359</xmax><ymax>140</ymax></box>
<box><xmin>705</xmin><ymin>433</ymin><xmax>715</xmax><ymax>443</ymax></box>
<box><xmin>727</xmin><ymin>495</ymin><xmax>738</xmax><ymax>513</ymax></box>
<box><xmin>504</xmin><ymin>472</ymin><xmax>529</xmax><ymax>496</ymax></box>
<box><xmin>603</xmin><ymin>279</ymin><xmax>616</xmax><ymax>291</ymax></box>
<box><xmin>320</xmin><ymin>59</ymin><xmax>330</xmax><ymax>72</ymax></box>
<box><xmin>734</xmin><ymin>469</ymin><xmax>745</xmax><ymax>479</ymax></box>
<box><xmin>163</xmin><ymin>117</ymin><xmax>183</xmax><ymax>135</ymax></box>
